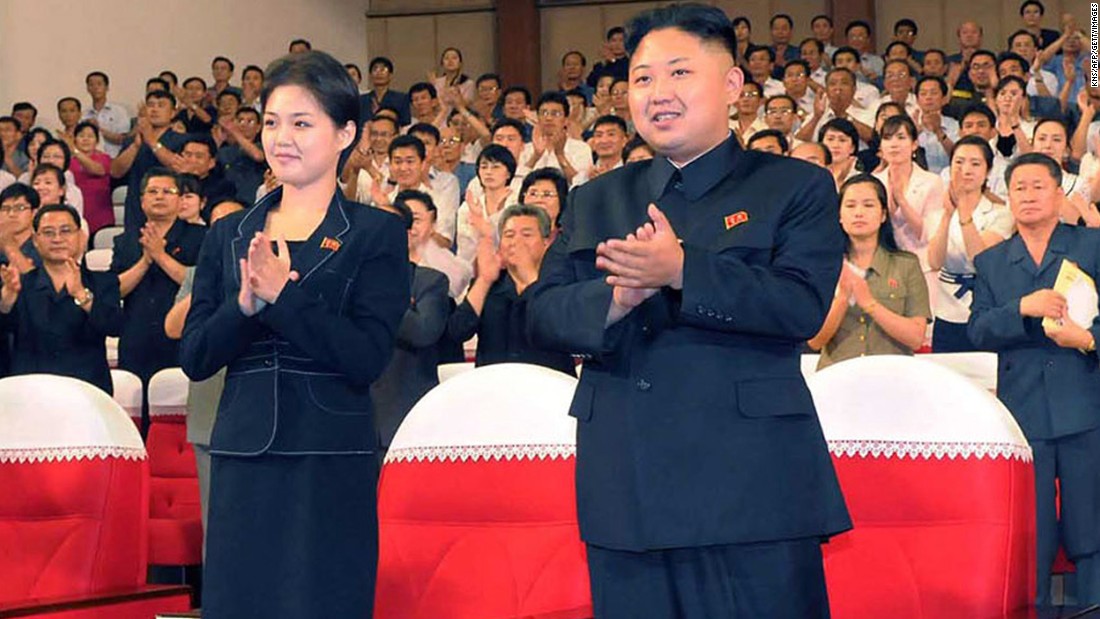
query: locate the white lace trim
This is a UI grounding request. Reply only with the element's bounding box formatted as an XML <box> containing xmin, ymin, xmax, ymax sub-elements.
<box><xmin>828</xmin><ymin>440</ymin><xmax>1032</xmax><ymax>462</ymax></box>
<box><xmin>385</xmin><ymin>443</ymin><xmax>576</xmax><ymax>464</ymax></box>
<box><xmin>0</xmin><ymin>446</ymin><xmax>147</xmax><ymax>464</ymax></box>
<box><xmin>149</xmin><ymin>405</ymin><xmax>188</xmax><ymax>418</ymax></box>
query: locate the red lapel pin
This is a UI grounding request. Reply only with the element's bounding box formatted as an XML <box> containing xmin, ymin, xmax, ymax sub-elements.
<box><xmin>321</xmin><ymin>237</ymin><xmax>342</xmax><ymax>252</ymax></box>
<box><xmin>724</xmin><ymin>211</ymin><xmax>750</xmax><ymax>230</ymax></box>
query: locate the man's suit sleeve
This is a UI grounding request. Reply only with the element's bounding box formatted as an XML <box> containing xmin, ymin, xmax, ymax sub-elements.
<box><xmin>967</xmin><ymin>251</ymin><xmax>1031</xmax><ymax>350</ymax></box>
<box><xmin>397</xmin><ymin>270</ymin><xmax>449</xmax><ymax>349</ymax></box>
<box><xmin>676</xmin><ymin>168</ymin><xmax>844</xmax><ymax>341</ymax></box>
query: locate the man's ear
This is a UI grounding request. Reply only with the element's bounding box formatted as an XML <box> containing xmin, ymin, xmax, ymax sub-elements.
<box><xmin>725</xmin><ymin>65</ymin><xmax>745</xmax><ymax>107</ymax></box>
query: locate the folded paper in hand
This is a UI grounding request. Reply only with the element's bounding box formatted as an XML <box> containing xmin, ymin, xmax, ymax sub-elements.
<box><xmin>1043</xmin><ymin>259</ymin><xmax>1099</xmax><ymax>330</ymax></box>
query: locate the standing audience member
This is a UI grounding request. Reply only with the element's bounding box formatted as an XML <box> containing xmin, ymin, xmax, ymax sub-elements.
<box><xmin>1020</xmin><ymin>0</ymin><xmax>1062</xmax><ymax>49</ymax></box>
<box><xmin>819</xmin><ymin>117</ymin><xmax>862</xmax><ymax>187</ymax></box>
<box><xmin>430</xmin><ymin>47</ymin><xmax>475</xmax><ymax>107</ymax></box>
<box><xmin>915</xmin><ymin>76</ymin><xmax>959</xmax><ymax>173</ymax></box>
<box><xmin>0</xmin><ymin>183</ymin><xmax>41</xmax><ymax>271</ymax></box>
<box><xmin>241</xmin><ymin>65</ymin><xmax>264</xmax><ymax>111</ymax></box>
<box><xmin>178</xmin><ymin>135</ymin><xmax>236</xmax><ymax>221</ymax></box>
<box><xmin>845</xmin><ymin>20</ymin><xmax>884</xmax><ymax>82</ymax></box>
<box><xmin>0</xmin><ymin>117</ymin><xmax>26</xmax><ymax>177</ymax></box>
<box><xmin>520</xmin><ymin>92</ymin><xmax>593</xmax><ymax>185</ymax></box>
<box><xmin>175</xmin><ymin>77</ymin><xmax>217</xmax><ymax>135</ymax></box>
<box><xmin>82</xmin><ymin>71</ymin><xmax>131</xmax><ymax>157</ymax></box>
<box><xmin>586</xmin><ymin>27</ymin><xmax>630</xmax><ymax>88</ymax></box>
<box><xmin>110</xmin><ymin>90</ymin><xmax>188</xmax><ymax>229</ymax></box>
<box><xmin>215</xmin><ymin>107</ymin><xmax>265</xmax><ymax>204</ymax></box>
<box><xmin>769</xmin><ymin>14</ymin><xmax>799</xmax><ymax>73</ymax></box>
<box><xmin>56</xmin><ymin>97</ymin><xmax>82</xmax><ymax>141</ymax></box>
<box><xmin>456</xmin><ymin>144</ymin><xmax>517</xmax><ymax>264</ymax></box>
<box><xmin>205</xmin><ymin>56</ymin><xmax>242</xmax><ymax>109</ymax></box>
<box><xmin>67</xmin><ymin>121</ymin><xmax>113</xmax><ymax>234</ymax></box>
<box><xmin>573</xmin><ymin>115</ymin><xmax>628</xmax><ymax>186</ymax></box>
<box><xmin>361</xmin><ymin>56</ymin><xmax>411</xmax><ymax>126</ymax></box>
<box><xmin>731</xmin><ymin>80</ymin><xmax>767</xmax><ymax>144</ymax></box>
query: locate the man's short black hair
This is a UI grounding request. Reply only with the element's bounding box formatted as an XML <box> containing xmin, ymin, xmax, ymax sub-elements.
<box><xmin>969</xmin><ymin>49</ymin><xmax>998</xmax><ymax>68</ymax></box>
<box><xmin>536</xmin><ymin>91</ymin><xmax>570</xmax><ymax>117</ymax></box>
<box><xmin>997</xmin><ymin>51</ymin><xmax>1029</xmax><ymax>74</ymax></box>
<box><xmin>183</xmin><ymin>76</ymin><xmax>208</xmax><ymax>90</ymax></box>
<box><xmin>146</xmin><ymin>90</ymin><xmax>177</xmax><ymax>108</ymax></box>
<box><xmin>764</xmin><ymin>94</ymin><xmax>797</xmax><ymax>111</ymax></box>
<box><xmin>592</xmin><ymin>114</ymin><xmax>628</xmax><ymax>134</ymax></box>
<box><xmin>607</xmin><ymin>26</ymin><xmax>625</xmax><ymax>40</ymax></box>
<box><xmin>0</xmin><ymin>182</ymin><xmax>40</xmax><ymax>211</ymax></box>
<box><xmin>388</xmin><ymin>134</ymin><xmax>426</xmax><ymax>160</ymax></box>
<box><xmin>1006</xmin><ymin>151</ymin><xmax>1061</xmax><ymax>186</ymax></box>
<box><xmin>502</xmin><ymin>86</ymin><xmax>532</xmax><ymax>106</ymax></box>
<box><xmin>894</xmin><ymin>18</ymin><xmax>918</xmax><ymax>36</ymax></box>
<box><xmin>1007</xmin><ymin>29</ymin><xmax>1041</xmax><ymax>49</ymax></box>
<box><xmin>924</xmin><ymin>48</ymin><xmax>947</xmax><ymax>62</ymax></box>
<box><xmin>832</xmin><ymin>46</ymin><xmax>860</xmax><ymax>64</ymax></box>
<box><xmin>845</xmin><ymin>20</ymin><xmax>872</xmax><ymax>36</ymax></box>
<box><xmin>800</xmin><ymin>38</ymin><xmax>825</xmax><ymax>54</ymax></box>
<box><xmin>811</xmin><ymin>14</ymin><xmax>833</xmax><ymax>27</ymax></box>
<box><xmin>140</xmin><ymin>167</ymin><xmax>179</xmax><ymax>193</ymax></box>
<box><xmin>146</xmin><ymin>77</ymin><xmax>170</xmax><ymax>92</ymax></box>
<box><xmin>12</xmin><ymin>102</ymin><xmax>37</xmax><ymax>121</ymax></box>
<box><xmin>289</xmin><ymin>38</ymin><xmax>312</xmax><ymax>51</ymax></box>
<box><xmin>217</xmin><ymin>90</ymin><xmax>242</xmax><ymax>105</ymax></box>
<box><xmin>236</xmin><ymin>107</ymin><xmax>261</xmax><ymax>122</ymax></box>
<box><xmin>747</xmin><ymin>129</ymin><xmax>790</xmax><ymax>154</ymax></box>
<box><xmin>961</xmin><ymin>103</ymin><xmax>997</xmax><ymax>127</ymax></box>
<box><xmin>732</xmin><ymin>16</ymin><xmax>751</xmax><ymax>31</ymax></box>
<box><xmin>182</xmin><ymin>134</ymin><xmax>218</xmax><ymax>158</ymax></box>
<box><xmin>369</xmin><ymin>56</ymin><xmax>394</xmax><ymax>73</ymax></box>
<box><xmin>212</xmin><ymin>56</ymin><xmax>235</xmax><ymax>72</ymax></box>
<box><xmin>159</xmin><ymin>70</ymin><xmax>179</xmax><ymax>85</ymax></box>
<box><xmin>916</xmin><ymin>75</ymin><xmax>949</xmax><ymax>96</ymax></box>
<box><xmin>393</xmin><ymin>189</ymin><xmax>436</xmax><ymax>228</ymax></box>
<box><xmin>491</xmin><ymin>117</ymin><xmax>526</xmax><ymax>138</ymax></box>
<box><xmin>784</xmin><ymin>59</ymin><xmax>811</xmax><ymax>77</ymax></box>
<box><xmin>562</xmin><ymin>50</ymin><xmax>587</xmax><ymax>67</ymax></box>
<box><xmin>1020</xmin><ymin>0</ymin><xmax>1045</xmax><ymax>16</ymax></box>
<box><xmin>770</xmin><ymin>14</ymin><xmax>793</xmax><ymax>29</ymax></box>
<box><xmin>85</xmin><ymin>71</ymin><xmax>109</xmax><ymax>87</ymax></box>
<box><xmin>625</xmin><ymin>4</ymin><xmax>735</xmax><ymax>59</ymax></box>
<box><xmin>57</xmin><ymin>97</ymin><xmax>82</xmax><ymax>112</ymax></box>
<box><xmin>33</xmin><ymin>203</ymin><xmax>80</xmax><ymax>232</ymax></box>
<box><xmin>476</xmin><ymin>73</ymin><xmax>501</xmax><ymax>88</ymax></box>
<box><xmin>370</xmin><ymin>114</ymin><xmax>399</xmax><ymax>134</ymax></box>
<box><xmin>885</xmin><ymin>41</ymin><xmax>913</xmax><ymax>58</ymax></box>
<box><xmin>746</xmin><ymin>44</ymin><xmax>776</xmax><ymax>63</ymax></box>
<box><xmin>243</xmin><ymin>64</ymin><xmax>264</xmax><ymax>79</ymax></box>
<box><xmin>408</xmin><ymin>122</ymin><xmax>441</xmax><ymax>145</ymax></box>
<box><xmin>0</xmin><ymin>116</ymin><xmax>19</xmax><ymax>131</ymax></box>
<box><xmin>408</xmin><ymin>82</ymin><xmax>437</xmax><ymax>99</ymax></box>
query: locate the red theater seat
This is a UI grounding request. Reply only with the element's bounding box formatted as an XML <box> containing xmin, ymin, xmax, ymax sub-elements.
<box><xmin>0</xmin><ymin>374</ymin><xmax>191</xmax><ymax>617</ymax></box>
<box><xmin>809</xmin><ymin>356</ymin><xmax>1035</xmax><ymax>619</ymax></box>
<box><xmin>146</xmin><ymin>368</ymin><xmax>203</xmax><ymax>568</ymax></box>
<box><xmin>376</xmin><ymin>363</ymin><xmax>591</xmax><ymax>619</ymax></box>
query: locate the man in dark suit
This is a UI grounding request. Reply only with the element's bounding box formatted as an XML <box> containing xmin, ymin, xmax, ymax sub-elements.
<box><xmin>969</xmin><ymin>152</ymin><xmax>1100</xmax><ymax>606</ymax></box>
<box><xmin>526</xmin><ymin>5</ymin><xmax>851</xmax><ymax>618</ymax></box>
<box><xmin>359</xmin><ymin>56</ymin><xmax>411</xmax><ymax>127</ymax></box>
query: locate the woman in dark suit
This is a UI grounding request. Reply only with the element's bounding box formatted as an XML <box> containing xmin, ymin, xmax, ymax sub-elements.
<box><xmin>180</xmin><ymin>51</ymin><xmax>409</xmax><ymax>618</ymax></box>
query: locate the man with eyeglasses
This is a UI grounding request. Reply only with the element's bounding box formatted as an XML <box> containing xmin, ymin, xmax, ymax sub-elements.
<box><xmin>359</xmin><ymin>56</ymin><xmax>411</xmax><ymax>127</ymax></box>
<box><xmin>880</xmin><ymin>59</ymin><xmax>920</xmax><ymax>119</ymax></box>
<box><xmin>473</xmin><ymin>74</ymin><xmax>504</xmax><ymax>122</ymax></box>
<box><xmin>781</xmin><ymin>59</ymin><xmax>818</xmax><ymax>117</ymax></box>
<box><xmin>0</xmin><ymin>183</ymin><xmax>42</xmax><ymax>273</ymax></box>
<box><xmin>520</xmin><ymin>92</ymin><xmax>593</xmax><ymax>185</ymax></box>
<box><xmin>215</xmin><ymin>107</ymin><xmax>265</xmax><ymax>203</ymax></box>
<box><xmin>762</xmin><ymin>95</ymin><xmax>804</xmax><ymax>150</ymax></box>
<box><xmin>0</xmin><ymin>203</ymin><xmax>121</xmax><ymax>394</ymax></box>
<box><xmin>945</xmin><ymin>50</ymin><xmax>997</xmax><ymax>120</ymax></box>
<box><xmin>344</xmin><ymin>116</ymin><xmax>398</xmax><ymax>200</ymax></box>
<box><xmin>111</xmin><ymin>168</ymin><xmax>204</xmax><ymax>424</ymax></box>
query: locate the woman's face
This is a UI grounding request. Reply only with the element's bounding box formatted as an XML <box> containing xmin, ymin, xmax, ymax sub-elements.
<box><xmin>1032</xmin><ymin>122</ymin><xmax>1068</xmax><ymax>162</ymax></box>
<box><xmin>949</xmin><ymin>144</ymin><xmax>990</xmax><ymax>192</ymax></box>
<box><xmin>839</xmin><ymin>182</ymin><xmax>885</xmax><ymax>240</ymax></box>
<box><xmin>39</xmin><ymin>144</ymin><xmax>66</xmax><ymax>169</ymax></box>
<box><xmin>875</xmin><ymin>107</ymin><xmax>901</xmax><ymax>132</ymax></box>
<box><xmin>33</xmin><ymin>172</ymin><xmax>64</xmax><ymax>206</ymax></box>
<box><xmin>179</xmin><ymin>191</ymin><xmax>204</xmax><ymax>222</ymax></box>
<box><xmin>74</xmin><ymin>127</ymin><xmax>98</xmax><ymax>153</ymax></box>
<box><xmin>880</xmin><ymin>127</ymin><xmax>916</xmax><ymax>164</ymax></box>
<box><xmin>610</xmin><ymin>82</ymin><xmax>629</xmax><ymax>110</ymax></box>
<box><xmin>996</xmin><ymin>82</ymin><xmax>1024</xmax><ymax>113</ymax></box>
<box><xmin>822</xmin><ymin>129</ymin><xmax>855</xmax><ymax>163</ymax></box>
<box><xmin>625</xmin><ymin>145</ymin><xmax>655</xmax><ymax>163</ymax></box>
<box><xmin>27</xmin><ymin>133</ymin><xmax>47</xmax><ymax>159</ymax></box>
<box><xmin>441</xmin><ymin>49</ymin><xmax>462</xmax><ymax>72</ymax></box>
<box><xmin>262</xmin><ymin>84</ymin><xmax>354</xmax><ymax>189</ymax></box>
<box><xmin>478</xmin><ymin>158</ymin><xmax>510</xmax><ymax>191</ymax></box>
<box><xmin>523</xmin><ymin>179</ymin><xmax>561</xmax><ymax>224</ymax></box>
<box><xmin>596</xmin><ymin>75</ymin><xmax>614</xmax><ymax>97</ymax></box>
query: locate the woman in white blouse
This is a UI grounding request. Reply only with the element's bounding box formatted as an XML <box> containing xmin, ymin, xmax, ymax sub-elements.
<box><xmin>926</xmin><ymin>135</ymin><xmax>1015</xmax><ymax>351</ymax></box>
<box><xmin>1031</xmin><ymin>118</ymin><xmax>1100</xmax><ymax>226</ymax></box>
<box><xmin>455</xmin><ymin>144</ymin><xmax>518</xmax><ymax>265</ymax></box>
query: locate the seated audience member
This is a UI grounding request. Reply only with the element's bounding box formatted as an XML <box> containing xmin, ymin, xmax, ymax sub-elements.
<box><xmin>809</xmin><ymin>174</ymin><xmax>930</xmax><ymax>368</ymax></box>
<box><xmin>177</xmin><ymin>174</ymin><xmax>206</xmax><ymax>225</ymax></box>
<box><xmin>521</xmin><ymin>92</ymin><xmax>592</xmax><ymax>185</ymax></box>
<box><xmin>941</xmin><ymin>104</ymin><xmax>1009</xmax><ymax>200</ymax></box>
<box><xmin>240</xmin><ymin>64</ymin><xmax>264</xmax><ymax>111</ymax></box>
<box><xmin>800</xmin><ymin>38</ymin><xmax>829</xmax><ymax>86</ymax></box>
<box><xmin>67</xmin><ymin>121</ymin><xmax>113</xmax><ymax>234</ymax></box>
<box><xmin>447</xmin><ymin>204</ymin><xmax>575</xmax><ymax>375</ymax></box>
<box><xmin>31</xmin><ymin>165</ymin><xmax>71</xmax><ymax>212</ymax></box>
<box><xmin>25</xmin><ymin>140</ymin><xmax>84</xmax><ymax>213</ymax></box>
<box><xmin>623</xmin><ymin>136</ymin><xmax>655</xmax><ymax>163</ymax></box>
<box><xmin>212</xmin><ymin>91</ymin><xmax>242</xmax><ymax>138</ymax></box>
<box><xmin>437</xmin><ymin>125</ymin><xmax>476</xmax><ymax>196</ymax></box>
<box><xmin>885</xmin><ymin>39</ymin><xmax>922</xmax><ymax>78</ymax></box>
<box><xmin>782</xmin><ymin>59</ymin><xmax>817</xmax><ymax>116</ymax></box>
<box><xmin>945</xmin><ymin>50</ymin><xmax>997</xmax><ymax>119</ymax></box>
<box><xmin>927</xmin><ymin>136</ymin><xmax>1014</xmax><ymax>352</ymax></box>
<box><xmin>407</xmin><ymin>123</ymin><xmax>460</xmax><ymax>221</ymax></box>
<box><xmin>1005</xmin><ymin>34</ymin><xmax>1057</xmax><ymax>98</ymax></box>
<box><xmin>111</xmin><ymin>168</ymin><xmax>205</xmax><ymax>398</ymax></box>
<box><xmin>798</xmin><ymin>67</ymin><xmax>874</xmax><ymax>145</ymax></box>
<box><xmin>473</xmin><ymin>73</ymin><xmax>503</xmax><ymax>121</ymax></box>
<box><xmin>82</xmin><ymin>71</ymin><xmax>131</xmax><ymax>158</ymax></box>
<box><xmin>607</xmin><ymin>79</ymin><xmax>634</xmax><ymax>136</ymax></box>
<box><xmin>178</xmin><ymin>134</ymin><xmax>236</xmax><ymax>221</ymax></box>
<box><xmin>891</xmin><ymin>18</ymin><xmax>923</xmax><ymax>65</ymax></box>
<box><xmin>922</xmin><ymin>49</ymin><xmax>950</xmax><ymax>81</ymax></box>
<box><xmin>399</xmin><ymin>189</ymin><xmax>470</xmax><ymax>301</ymax></box>
<box><xmin>408</xmin><ymin>82</ymin><xmax>443</xmax><ymax>129</ymax></box>
<box><xmin>916</xmin><ymin>76</ymin><xmax>960</xmax><ymax>173</ymax></box>
<box><xmin>831</xmin><ymin>46</ymin><xmax>880</xmax><ymax>110</ymax></box>
<box><xmin>1031</xmin><ymin>119</ymin><xmax>1100</xmax><ymax>225</ymax></box>
<box><xmin>872</xmin><ymin>115</ymin><xmax>946</xmax><ymax>293</ymax></box>
<box><xmin>809</xmin><ymin>15</ymin><xmax>837</xmax><ymax>65</ymax></box>
<box><xmin>364</xmin><ymin>135</ymin><xmax>458</xmax><ymax>247</ymax></box>
<box><xmin>448</xmin><ymin>103</ymin><xmax>489</xmax><ymax>164</ymax></box>
<box><xmin>111</xmin><ymin>90</ymin><xmax>188</xmax><ymax>229</ymax></box>
<box><xmin>456</xmin><ymin>145</ymin><xmax>518</xmax><ymax>264</ymax></box>
<box><xmin>791</xmin><ymin>141</ymin><xmax>832</xmax><ymax>167</ymax></box>
<box><xmin>731</xmin><ymin>80</ymin><xmax>767</xmax><ymax>145</ymax></box>
<box><xmin>566</xmin><ymin>89</ymin><xmax>594</xmax><ymax>143</ymax></box>
<box><xmin>464</xmin><ymin>118</ymin><xmax>530</xmax><ymax>201</ymax></box>
<box><xmin>991</xmin><ymin>76</ymin><xmax>1035</xmax><ymax>159</ymax></box>
<box><xmin>0</xmin><ymin>183</ymin><xmax>41</xmax><ymax>271</ymax></box>
<box><xmin>1020</xmin><ymin>0</ymin><xmax>1061</xmax><ymax>48</ymax></box>
<box><xmin>558</xmin><ymin>51</ymin><xmax>594</xmax><ymax>103</ymax></box>
<box><xmin>56</xmin><ymin>96</ymin><xmax>82</xmax><ymax>140</ymax></box>
<box><xmin>361</xmin><ymin>56</ymin><xmax>411</xmax><ymax>126</ymax></box>
<box><xmin>344</xmin><ymin>115</ymin><xmax>398</xmax><ymax>196</ymax></box>
<box><xmin>518</xmin><ymin>167</ymin><xmax>568</xmax><ymax>231</ymax></box>
<box><xmin>1049</xmin><ymin>29</ymin><xmax>1088</xmax><ymax>106</ymax></box>
<box><xmin>573</xmin><ymin>115</ymin><xmax>628</xmax><ymax>186</ymax></box>
<box><xmin>1071</xmin><ymin>86</ymin><xmax>1100</xmax><ymax>193</ymax></box>
<box><xmin>371</xmin><ymin>191</ymin><xmax>452</xmax><ymax>453</ymax></box>
<box><xmin>769</xmin><ymin>13</ymin><xmax>799</xmax><ymax>74</ymax></box>
<box><xmin>585</xmin><ymin>27</ymin><xmax>629</xmax><ymax>88</ymax></box>
<box><xmin>880</xmin><ymin>58</ymin><xmax>919</xmax><ymax>119</ymax></box>
<box><xmin>946</xmin><ymin>21</ymin><xmax>985</xmax><ymax>82</ymax></box>
<box><xmin>215</xmin><ymin>106</ymin><xmax>264</xmax><ymax>204</ymax></box>
<box><xmin>857</xmin><ymin>101</ymin><xmax>907</xmax><ymax>173</ymax></box>
<box><xmin>746</xmin><ymin>129</ymin><xmax>789</xmax><ymax>155</ymax></box>
<box><xmin>500</xmin><ymin>87</ymin><xmax>534</xmax><ymax>136</ymax></box>
<box><xmin>0</xmin><ymin>116</ymin><xmax>24</xmax><ymax>177</ymax></box>
<box><xmin>995</xmin><ymin>53</ymin><xmax>1061</xmax><ymax>121</ymax></box>
<box><xmin>845</xmin><ymin>20</ymin><xmax>885</xmax><ymax>82</ymax></box>
<box><xmin>431</xmin><ymin>47</ymin><xmax>475</xmax><ymax>106</ymax></box>
<box><xmin>174</xmin><ymin>77</ymin><xmax>216</xmax><ymax>134</ymax></box>
<box><xmin>819</xmin><ymin>117</ymin><xmax>862</xmax><ymax>187</ymax></box>
<box><xmin>19</xmin><ymin>128</ymin><xmax>51</xmax><ymax>177</ymax></box>
<box><xmin>762</xmin><ymin>95</ymin><xmax>803</xmax><ymax>149</ymax></box>
<box><xmin>0</xmin><ymin>203</ymin><xmax>121</xmax><ymax>394</ymax></box>
<box><xmin>745</xmin><ymin>45</ymin><xmax>784</xmax><ymax>97</ymax></box>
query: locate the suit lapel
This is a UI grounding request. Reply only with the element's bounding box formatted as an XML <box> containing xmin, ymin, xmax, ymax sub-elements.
<box><xmin>231</xmin><ymin>187</ymin><xmax>281</xmax><ymax>286</ymax></box>
<box><xmin>288</xmin><ymin>191</ymin><xmax>351</xmax><ymax>284</ymax></box>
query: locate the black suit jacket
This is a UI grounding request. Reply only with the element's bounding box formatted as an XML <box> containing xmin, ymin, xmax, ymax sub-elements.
<box><xmin>371</xmin><ymin>264</ymin><xmax>450</xmax><ymax>448</ymax></box>
<box><xmin>527</xmin><ymin>136</ymin><xmax>852</xmax><ymax>551</ymax></box>
<box><xmin>179</xmin><ymin>187</ymin><xmax>410</xmax><ymax>456</ymax></box>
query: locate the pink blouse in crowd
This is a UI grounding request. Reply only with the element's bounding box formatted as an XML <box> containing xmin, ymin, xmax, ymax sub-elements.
<box><xmin>71</xmin><ymin>151</ymin><xmax>114</xmax><ymax>235</ymax></box>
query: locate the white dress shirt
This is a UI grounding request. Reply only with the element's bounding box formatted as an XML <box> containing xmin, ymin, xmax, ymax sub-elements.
<box><xmin>81</xmin><ymin>102</ymin><xmax>131</xmax><ymax>158</ymax></box>
<box><xmin>519</xmin><ymin>137</ymin><xmax>593</xmax><ymax>177</ymax></box>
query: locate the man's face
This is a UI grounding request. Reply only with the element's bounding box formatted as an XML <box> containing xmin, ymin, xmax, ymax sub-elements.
<box><xmin>847</xmin><ymin>26</ymin><xmax>870</xmax><ymax>52</ymax></box>
<box><xmin>608</xmin><ymin>32</ymin><xmax>626</xmax><ymax>57</ymax></box>
<box><xmin>181</xmin><ymin>143</ymin><xmax>215</xmax><ymax>177</ymax></box>
<box><xmin>0</xmin><ymin>196</ymin><xmax>34</xmax><ymax>236</ymax></box>
<box><xmin>1009</xmin><ymin>163</ymin><xmax>1061</xmax><ymax>227</ymax></box>
<box><xmin>825</xmin><ymin>72</ymin><xmax>855</xmax><ymax>109</ymax></box>
<box><xmin>212</xmin><ymin>60</ymin><xmax>232</xmax><ymax>82</ymax></box>
<box><xmin>610</xmin><ymin>81</ymin><xmax>629</xmax><ymax>110</ymax></box>
<box><xmin>771</xmin><ymin>18</ymin><xmax>792</xmax><ymax>45</ymax></box>
<box><xmin>500</xmin><ymin>214</ymin><xmax>549</xmax><ymax>269</ymax></box>
<box><xmin>894</xmin><ymin>24</ymin><xmax>917</xmax><ymax>46</ymax></box>
<box><xmin>1011</xmin><ymin>34</ymin><xmax>1038</xmax><ymax>62</ymax></box>
<box><xmin>968</xmin><ymin>54</ymin><xmax>996</xmax><ymax>89</ymax></box>
<box><xmin>1022</xmin><ymin>3</ymin><xmax>1043</xmax><ymax>27</ymax></box>
<box><xmin>411</xmin><ymin>90</ymin><xmax>435</xmax><ymax>119</ymax></box>
<box><xmin>791</xmin><ymin>142</ymin><xmax>828</xmax><ymax>166</ymax></box>
<box><xmin>783</xmin><ymin>63</ymin><xmax>809</xmax><ymax>96</ymax></box>
<box><xmin>958</xmin><ymin>22</ymin><xmax>982</xmax><ymax>48</ymax></box>
<box><xmin>33</xmin><ymin>211</ymin><xmax>80</xmax><ymax>263</ymax></box>
<box><xmin>735</xmin><ymin>85</ymin><xmax>762</xmax><ymax>116</ymax></box>
<box><xmin>217</xmin><ymin>95</ymin><xmax>239</xmax><ymax>119</ymax></box>
<box><xmin>141</xmin><ymin>175</ymin><xmax>181</xmax><ymax>221</ymax></box>
<box><xmin>389</xmin><ymin>146</ymin><xmax>424</xmax><ymax>189</ymax></box>
<box><xmin>12</xmin><ymin>110</ymin><xmax>35</xmax><ymax>132</ymax></box>
<box><xmin>58</xmin><ymin>100</ymin><xmax>81</xmax><ymax>129</ymax></box>
<box><xmin>998</xmin><ymin>60</ymin><xmax>1026</xmax><ymax>81</ymax></box>
<box><xmin>438</xmin><ymin>127</ymin><xmax>461</xmax><ymax>162</ymax></box>
<box><xmin>883</xmin><ymin>63</ymin><xmax>912</xmax><ymax>97</ymax></box>
<box><xmin>747</xmin><ymin>51</ymin><xmax>773</xmax><ymax>79</ymax></box>
<box><xmin>800</xmin><ymin>42</ymin><xmax>821</xmax><ymax>70</ymax></box>
<box><xmin>960</xmin><ymin>113</ymin><xmax>995</xmax><ymax>140</ymax></box>
<box><xmin>477</xmin><ymin>80</ymin><xmax>501</xmax><ymax>106</ymax></box>
<box><xmin>764</xmin><ymin>99</ymin><xmax>797</xmax><ymax>133</ymax></box>
<box><xmin>370</xmin><ymin>63</ymin><xmax>392</xmax><ymax>88</ymax></box>
<box><xmin>369</xmin><ymin>120</ymin><xmax>396</xmax><ymax>155</ymax></box>
<box><xmin>183</xmin><ymin>80</ymin><xmax>206</xmax><ymax>105</ymax></box>
<box><xmin>917</xmin><ymin>81</ymin><xmax>945</xmax><ymax>112</ymax></box>
<box><xmin>1065</xmin><ymin>32</ymin><xmax>1084</xmax><ymax>54</ymax></box>
<box><xmin>86</xmin><ymin>75</ymin><xmax>108</xmax><ymax>99</ymax></box>
<box><xmin>562</xmin><ymin>53</ymin><xmax>584</xmax><ymax>80</ymax></box>
<box><xmin>0</xmin><ymin>122</ymin><xmax>19</xmax><ymax>148</ymax></box>
<box><xmin>538</xmin><ymin>102</ymin><xmax>567</xmax><ymax>137</ymax></box>
<box><xmin>749</xmin><ymin>135</ymin><xmax>783</xmax><ymax>154</ymax></box>
<box><xmin>503</xmin><ymin>92</ymin><xmax>528</xmax><ymax>120</ymax></box>
<box><xmin>628</xmin><ymin>27</ymin><xmax>741</xmax><ymax>164</ymax></box>
<box><xmin>410</xmin><ymin>132</ymin><xmax>438</xmax><ymax>164</ymax></box>
<box><xmin>886</xmin><ymin>46</ymin><xmax>910</xmax><ymax>62</ymax></box>
<box><xmin>289</xmin><ymin>42</ymin><xmax>310</xmax><ymax>54</ymax></box>
<box><xmin>243</xmin><ymin>70</ymin><xmax>263</xmax><ymax>94</ymax></box>
<box><xmin>923</xmin><ymin>53</ymin><xmax>947</xmax><ymax>77</ymax></box>
<box><xmin>812</xmin><ymin>18</ymin><xmax>833</xmax><ymax>43</ymax></box>
<box><xmin>492</xmin><ymin>127</ymin><xmax>524</xmax><ymax>160</ymax></box>
<box><xmin>236</xmin><ymin>111</ymin><xmax>261</xmax><ymax>141</ymax></box>
<box><xmin>592</xmin><ymin>122</ymin><xmax>627</xmax><ymax>159</ymax></box>
<box><xmin>833</xmin><ymin>52</ymin><xmax>860</xmax><ymax>72</ymax></box>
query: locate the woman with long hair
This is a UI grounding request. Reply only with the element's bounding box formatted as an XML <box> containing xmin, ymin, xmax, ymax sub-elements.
<box><xmin>430</xmin><ymin>47</ymin><xmax>475</xmax><ymax>107</ymax></box>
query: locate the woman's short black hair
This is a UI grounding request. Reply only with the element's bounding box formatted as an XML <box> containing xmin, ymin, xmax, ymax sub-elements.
<box><xmin>880</xmin><ymin>114</ymin><xmax>918</xmax><ymax>142</ymax></box>
<box><xmin>262</xmin><ymin>50</ymin><xmax>361</xmax><ymax>176</ymax></box>
<box><xmin>818</xmin><ymin>118</ymin><xmax>860</xmax><ymax>157</ymax></box>
<box><xmin>37</xmin><ymin>139</ymin><xmax>72</xmax><ymax>171</ymax></box>
<box><xmin>519</xmin><ymin>167</ymin><xmax>569</xmax><ymax>226</ymax></box>
<box><xmin>625</xmin><ymin>3</ymin><xmax>736</xmax><ymax>59</ymax></box>
<box><xmin>33</xmin><ymin>203</ymin><xmax>81</xmax><ymax>231</ymax></box>
<box><xmin>838</xmin><ymin>174</ymin><xmax>901</xmax><ymax>253</ymax></box>
<box><xmin>177</xmin><ymin>173</ymin><xmax>203</xmax><ymax>197</ymax></box>
<box><xmin>31</xmin><ymin>164</ymin><xmax>67</xmax><ymax>200</ymax></box>
<box><xmin>476</xmin><ymin>143</ymin><xmax>518</xmax><ymax>184</ymax></box>
<box><xmin>950</xmin><ymin>134</ymin><xmax>995</xmax><ymax>178</ymax></box>
<box><xmin>22</xmin><ymin>128</ymin><xmax>52</xmax><ymax>160</ymax></box>
<box><xmin>994</xmin><ymin>75</ymin><xmax>1028</xmax><ymax>96</ymax></box>
<box><xmin>74</xmin><ymin>120</ymin><xmax>100</xmax><ymax>142</ymax></box>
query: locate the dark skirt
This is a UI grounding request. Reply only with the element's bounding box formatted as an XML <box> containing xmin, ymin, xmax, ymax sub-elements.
<box><xmin>203</xmin><ymin>453</ymin><xmax>379</xmax><ymax>618</ymax></box>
